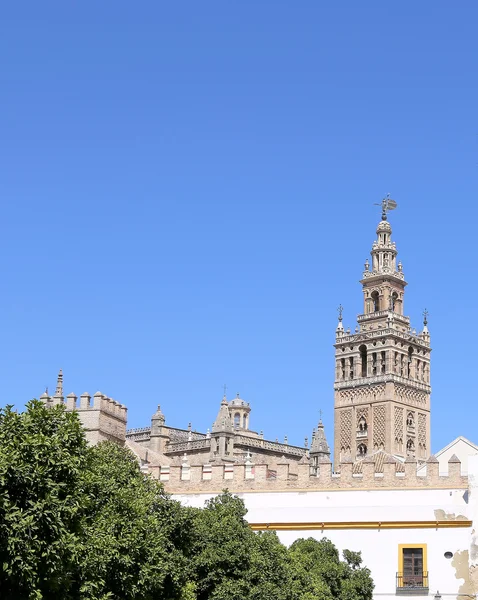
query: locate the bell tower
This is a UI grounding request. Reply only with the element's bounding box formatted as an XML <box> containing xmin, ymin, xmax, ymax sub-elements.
<box><xmin>333</xmin><ymin>198</ymin><xmax>431</xmax><ymax>469</ymax></box>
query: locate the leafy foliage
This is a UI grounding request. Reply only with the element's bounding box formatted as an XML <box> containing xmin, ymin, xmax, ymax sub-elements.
<box><xmin>0</xmin><ymin>401</ymin><xmax>374</xmax><ymax>600</ymax></box>
<box><xmin>0</xmin><ymin>401</ymin><xmax>87</xmax><ymax>600</ymax></box>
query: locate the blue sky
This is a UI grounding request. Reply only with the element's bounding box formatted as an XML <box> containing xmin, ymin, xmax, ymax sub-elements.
<box><xmin>0</xmin><ymin>2</ymin><xmax>476</xmax><ymax>454</ymax></box>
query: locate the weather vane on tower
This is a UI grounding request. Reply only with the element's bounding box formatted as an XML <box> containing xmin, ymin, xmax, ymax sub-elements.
<box><xmin>374</xmin><ymin>193</ymin><xmax>397</xmax><ymax>220</ymax></box>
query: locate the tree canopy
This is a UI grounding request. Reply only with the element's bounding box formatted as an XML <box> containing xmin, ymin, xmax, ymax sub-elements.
<box><xmin>0</xmin><ymin>400</ymin><xmax>374</xmax><ymax>600</ymax></box>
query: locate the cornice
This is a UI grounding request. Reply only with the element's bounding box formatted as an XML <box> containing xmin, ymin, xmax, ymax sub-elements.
<box><xmin>250</xmin><ymin>520</ymin><xmax>472</xmax><ymax>531</ymax></box>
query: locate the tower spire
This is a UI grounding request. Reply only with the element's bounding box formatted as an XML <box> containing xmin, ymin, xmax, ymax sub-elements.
<box><xmin>310</xmin><ymin>416</ymin><xmax>330</xmax><ymax>456</ymax></box>
<box><xmin>212</xmin><ymin>394</ymin><xmax>233</xmax><ymax>432</ymax></box>
<box><xmin>54</xmin><ymin>369</ymin><xmax>63</xmax><ymax>398</ymax></box>
<box><xmin>336</xmin><ymin>304</ymin><xmax>344</xmax><ymax>337</ymax></box>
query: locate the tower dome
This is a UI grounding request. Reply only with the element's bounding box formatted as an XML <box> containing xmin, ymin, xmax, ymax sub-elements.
<box><xmin>376</xmin><ymin>220</ymin><xmax>392</xmax><ymax>235</ymax></box>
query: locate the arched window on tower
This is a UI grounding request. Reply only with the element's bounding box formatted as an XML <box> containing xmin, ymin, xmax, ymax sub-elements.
<box><xmin>406</xmin><ymin>438</ymin><xmax>415</xmax><ymax>457</ymax></box>
<box><xmin>391</xmin><ymin>291</ymin><xmax>398</xmax><ymax>311</ymax></box>
<box><xmin>357</xmin><ymin>443</ymin><xmax>367</xmax><ymax>457</ymax></box>
<box><xmin>407</xmin><ymin>412</ymin><xmax>415</xmax><ymax>430</ymax></box>
<box><xmin>371</xmin><ymin>291</ymin><xmax>380</xmax><ymax>312</ymax></box>
<box><xmin>234</xmin><ymin>413</ymin><xmax>240</xmax><ymax>428</ymax></box>
<box><xmin>358</xmin><ymin>416</ymin><xmax>367</xmax><ymax>433</ymax></box>
<box><xmin>359</xmin><ymin>345</ymin><xmax>367</xmax><ymax>377</ymax></box>
<box><xmin>243</xmin><ymin>414</ymin><xmax>247</xmax><ymax>429</ymax></box>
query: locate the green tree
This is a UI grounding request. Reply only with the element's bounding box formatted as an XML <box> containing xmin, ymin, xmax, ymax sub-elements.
<box><xmin>77</xmin><ymin>441</ymin><xmax>191</xmax><ymax>600</ymax></box>
<box><xmin>188</xmin><ymin>492</ymin><xmax>291</xmax><ymax>600</ymax></box>
<box><xmin>288</xmin><ymin>537</ymin><xmax>374</xmax><ymax>600</ymax></box>
<box><xmin>0</xmin><ymin>401</ymin><xmax>189</xmax><ymax>600</ymax></box>
<box><xmin>0</xmin><ymin>401</ymin><xmax>88</xmax><ymax>600</ymax></box>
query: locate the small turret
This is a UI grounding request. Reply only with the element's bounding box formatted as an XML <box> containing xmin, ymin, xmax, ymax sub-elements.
<box><xmin>150</xmin><ymin>405</ymin><xmax>168</xmax><ymax>454</ymax></box>
<box><xmin>310</xmin><ymin>416</ymin><xmax>331</xmax><ymax>475</ymax></box>
<box><xmin>51</xmin><ymin>369</ymin><xmax>64</xmax><ymax>406</ymax></box>
<box><xmin>212</xmin><ymin>395</ymin><xmax>233</xmax><ymax>433</ymax></box>
<box><xmin>310</xmin><ymin>418</ymin><xmax>331</xmax><ymax>458</ymax></box>
<box><xmin>228</xmin><ymin>393</ymin><xmax>251</xmax><ymax>430</ymax></box>
<box><xmin>211</xmin><ymin>395</ymin><xmax>234</xmax><ymax>461</ymax></box>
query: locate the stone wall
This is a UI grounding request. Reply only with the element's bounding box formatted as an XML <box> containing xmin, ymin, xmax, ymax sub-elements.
<box><xmin>153</xmin><ymin>455</ymin><xmax>466</xmax><ymax>493</ymax></box>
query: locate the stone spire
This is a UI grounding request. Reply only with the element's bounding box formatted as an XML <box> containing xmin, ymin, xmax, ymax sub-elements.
<box><xmin>310</xmin><ymin>418</ymin><xmax>331</xmax><ymax>460</ymax></box>
<box><xmin>55</xmin><ymin>369</ymin><xmax>63</xmax><ymax>398</ymax></box>
<box><xmin>151</xmin><ymin>404</ymin><xmax>165</xmax><ymax>425</ymax></box>
<box><xmin>420</xmin><ymin>308</ymin><xmax>430</xmax><ymax>343</ymax></box>
<box><xmin>336</xmin><ymin>304</ymin><xmax>344</xmax><ymax>338</ymax></box>
<box><xmin>212</xmin><ymin>395</ymin><xmax>233</xmax><ymax>432</ymax></box>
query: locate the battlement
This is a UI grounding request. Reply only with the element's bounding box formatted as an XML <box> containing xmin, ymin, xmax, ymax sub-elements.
<box><xmin>42</xmin><ymin>389</ymin><xmax>127</xmax><ymax>446</ymax></box>
<box><xmin>67</xmin><ymin>391</ymin><xmax>128</xmax><ymax>421</ymax></box>
<box><xmin>151</xmin><ymin>454</ymin><xmax>467</xmax><ymax>492</ymax></box>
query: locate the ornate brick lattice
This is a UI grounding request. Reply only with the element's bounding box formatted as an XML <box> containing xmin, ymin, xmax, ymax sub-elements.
<box><xmin>339</xmin><ymin>384</ymin><xmax>386</xmax><ymax>405</ymax></box>
<box><xmin>340</xmin><ymin>409</ymin><xmax>352</xmax><ymax>452</ymax></box>
<box><xmin>373</xmin><ymin>405</ymin><xmax>386</xmax><ymax>450</ymax></box>
<box><xmin>418</xmin><ymin>413</ymin><xmax>427</xmax><ymax>457</ymax></box>
<box><xmin>394</xmin><ymin>384</ymin><xmax>427</xmax><ymax>406</ymax></box>
<box><xmin>394</xmin><ymin>406</ymin><xmax>404</xmax><ymax>451</ymax></box>
<box><xmin>356</xmin><ymin>406</ymin><xmax>369</xmax><ymax>427</ymax></box>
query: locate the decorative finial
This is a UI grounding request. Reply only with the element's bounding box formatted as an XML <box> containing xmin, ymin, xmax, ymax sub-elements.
<box><xmin>423</xmin><ymin>308</ymin><xmax>428</xmax><ymax>326</ymax></box>
<box><xmin>55</xmin><ymin>369</ymin><xmax>63</xmax><ymax>397</ymax></box>
<box><xmin>338</xmin><ymin>304</ymin><xmax>343</xmax><ymax>322</ymax></box>
<box><xmin>364</xmin><ymin>258</ymin><xmax>369</xmax><ymax>272</ymax></box>
<box><xmin>374</xmin><ymin>193</ymin><xmax>397</xmax><ymax>221</ymax></box>
<box><xmin>223</xmin><ymin>384</ymin><xmax>227</xmax><ymax>398</ymax></box>
<box><xmin>319</xmin><ymin>409</ymin><xmax>323</xmax><ymax>422</ymax></box>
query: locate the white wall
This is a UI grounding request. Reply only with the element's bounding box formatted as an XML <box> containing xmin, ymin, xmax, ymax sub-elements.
<box><xmin>175</xmin><ymin>487</ymin><xmax>472</xmax><ymax>599</ymax></box>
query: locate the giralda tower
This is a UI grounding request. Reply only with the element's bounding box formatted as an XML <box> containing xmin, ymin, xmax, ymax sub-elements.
<box><xmin>333</xmin><ymin>199</ymin><xmax>431</xmax><ymax>469</ymax></box>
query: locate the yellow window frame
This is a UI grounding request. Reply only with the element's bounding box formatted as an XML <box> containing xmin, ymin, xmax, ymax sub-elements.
<box><xmin>398</xmin><ymin>543</ymin><xmax>428</xmax><ymax>575</ymax></box>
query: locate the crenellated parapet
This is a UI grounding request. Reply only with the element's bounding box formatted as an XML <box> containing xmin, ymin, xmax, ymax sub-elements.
<box><xmin>149</xmin><ymin>454</ymin><xmax>467</xmax><ymax>493</ymax></box>
<box><xmin>41</xmin><ymin>375</ymin><xmax>127</xmax><ymax>447</ymax></box>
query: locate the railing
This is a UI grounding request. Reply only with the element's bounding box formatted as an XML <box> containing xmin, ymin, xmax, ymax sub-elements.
<box><xmin>167</xmin><ymin>439</ymin><xmax>211</xmax><ymax>453</ymax></box>
<box><xmin>357</xmin><ymin>310</ymin><xmax>410</xmax><ymax>325</ymax></box>
<box><xmin>396</xmin><ymin>572</ymin><xmax>429</xmax><ymax>596</ymax></box>
<box><xmin>335</xmin><ymin>327</ymin><xmax>430</xmax><ymax>348</ymax></box>
<box><xmin>335</xmin><ymin>373</ymin><xmax>431</xmax><ymax>393</ymax></box>
<box><xmin>234</xmin><ymin>435</ymin><xmax>307</xmax><ymax>457</ymax></box>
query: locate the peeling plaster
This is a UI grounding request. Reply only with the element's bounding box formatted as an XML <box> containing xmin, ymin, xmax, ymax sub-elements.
<box><xmin>434</xmin><ymin>509</ymin><xmax>468</xmax><ymax>521</ymax></box>
<box><xmin>451</xmin><ymin>549</ymin><xmax>476</xmax><ymax>599</ymax></box>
